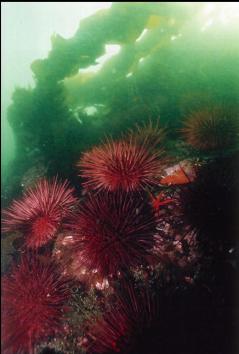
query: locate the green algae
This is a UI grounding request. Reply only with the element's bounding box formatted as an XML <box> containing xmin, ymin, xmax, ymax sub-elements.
<box><xmin>2</xmin><ymin>3</ymin><xmax>239</xmax><ymax>203</ymax></box>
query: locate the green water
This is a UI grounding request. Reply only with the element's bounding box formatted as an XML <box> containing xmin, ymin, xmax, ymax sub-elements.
<box><xmin>1</xmin><ymin>2</ymin><xmax>239</xmax><ymax>200</ymax></box>
<box><xmin>1</xmin><ymin>4</ymin><xmax>239</xmax><ymax>354</ymax></box>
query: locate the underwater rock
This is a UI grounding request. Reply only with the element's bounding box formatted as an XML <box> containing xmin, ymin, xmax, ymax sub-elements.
<box><xmin>20</xmin><ymin>161</ymin><xmax>48</xmax><ymax>190</ymax></box>
<box><xmin>1</xmin><ymin>231</ymin><xmax>23</xmax><ymax>275</ymax></box>
<box><xmin>180</xmin><ymin>153</ymin><xmax>239</xmax><ymax>255</ymax></box>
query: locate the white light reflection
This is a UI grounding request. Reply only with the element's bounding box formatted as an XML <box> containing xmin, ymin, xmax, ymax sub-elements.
<box><xmin>200</xmin><ymin>2</ymin><xmax>239</xmax><ymax>31</ymax></box>
<box><xmin>79</xmin><ymin>44</ymin><xmax>121</xmax><ymax>73</ymax></box>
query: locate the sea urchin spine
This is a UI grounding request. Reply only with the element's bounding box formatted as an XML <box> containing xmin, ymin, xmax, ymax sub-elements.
<box><xmin>67</xmin><ymin>191</ymin><xmax>156</xmax><ymax>277</ymax></box>
<box><xmin>78</xmin><ymin>138</ymin><xmax>165</xmax><ymax>192</ymax></box>
<box><xmin>181</xmin><ymin>106</ymin><xmax>239</xmax><ymax>151</ymax></box>
<box><xmin>2</xmin><ymin>254</ymin><xmax>72</xmax><ymax>354</ymax></box>
<box><xmin>2</xmin><ymin>178</ymin><xmax>77</xmax><ymax>249</ymax></box>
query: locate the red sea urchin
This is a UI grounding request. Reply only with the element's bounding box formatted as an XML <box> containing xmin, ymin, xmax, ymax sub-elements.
<box><xmin>67</xmin><ymin>191</ymin><xmax>156</xmax><ymax>277</ymax></box>
<box><xmin>181</xmin><ymin>106</ymin><xmax>239</xmax><ymax>151</ymax></box>
<box><xmin>125</xmin><ymin>120</ymin><xmax>166</xmax><ymax>151</ymax></box>
<box><xmin>2</xmin><ymin>178</ymin><xmax>77</xmax><ymax>249</ymax></box>
<box><xmin>86</xmin><ymin>280</ymin><xmax>161</xmax><ymax>354</ymax></box>
<box><xmin>78</xmin><ymin>138</ymin><xmax>165</xmax><ymax>192</ymax></box>
<box><xmin>2</xmin><ymin>255</ymin><xmax>72</xmax><ymax>354</ymax></box>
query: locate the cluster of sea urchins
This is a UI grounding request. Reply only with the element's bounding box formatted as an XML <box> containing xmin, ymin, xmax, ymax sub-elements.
<box><xmin>2</xmin><ymin>119</ymin><xmax>236</xmax><ymax>354</ymax></box>
<box><xmin>1</xmin><ymin>127</ymin><xmax>168</xmax><ymax>353</ymax></box>
<box><xmin>1</xmin><ymin>178</ymin><xmax>77</xmax><ymax>353</ymax></box>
